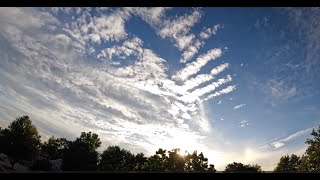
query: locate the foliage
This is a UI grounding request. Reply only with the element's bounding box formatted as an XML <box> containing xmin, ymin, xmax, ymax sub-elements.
<box><xmin>298</xmin><ymin>126</ymin><xmax>320</xmax><ymax>172</ymax></box>
<box><xmin>274</xmin><ymin>154</ymin><xmax>300</xmax><ymax>172</ymax></box>
<box><xmin>41</xmin><ymin>136</ymin><xmax>70</xmax><ymax>160</ymax></box>
<box><xmin>99</xmin><ymin>146</ymin><xmax>136</xmax><ymax>171</ymax></box>
<box><xmin>62</xmin><ymin>132</ymin><xmax>101</xmax><ymax>171</ymax></box>
<box><xmin>0</xmin><ymin>116</ymin><xmax>41</xmax><ymax>169</ymax></box>
<box><xmin>141</xmin><ymin>148</ymin><xmax>169</xmax><ymax>171</ymax></box>
<box><xmin>185</xmin><ymin>150</ymin><xmax>216</xmax><ymax>172</ymax></box>
<box><xmin>225</xmin><ymin>162</ymin><xmax>261</xmax><ymax>173</ymax></box>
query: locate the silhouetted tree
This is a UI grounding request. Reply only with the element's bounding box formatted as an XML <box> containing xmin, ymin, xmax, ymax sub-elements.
<box><xmin>0</xmin><ymin>116</ymin><xmax>41</xmax><ymax>169</ymax></box>
<box><xmin>99</xmin><ymin>146</ymin><xmax>136</xmax><ymax>171</ymax></box>
<box><xmin>62</xmin><ymin>132</ymin><xmax>101</xmax><ymax>171</ymax></box>
<box><xmin>133</xmin><ymin>153</ymin><xmax>147</xmax><ymax>171</ymax></box>
<box><xmin>298</xmin><ymin>126</ymin><xmax>320</xmax><ymax>172</ymax></box>
<box><xmin>225</xmin><ymin>162</ymin><xmax>261</xmax><ymax>173</ymax></box>
<box><xmin>141</xmin><ymin>148</ymin><xmax>169</xmax><ymax>171</ymax></box>
<box><xmin>274</xmin><ymin>154</ymin><xmax>300</xmax><ymax>172</ymax></box>
<box><xmin>41</xmin><ymin>136</ymin><xmax>70</xmax><ymax>159</ymax></box>
<box><xmin>167</xmin><ymin>148</ymin><xmax>185</xmax><ymax>172</ymax></box>
<box><xmin>184</xmin><ymin>150</ymin><xmax>216</xmax><ymax>172</ymax></box>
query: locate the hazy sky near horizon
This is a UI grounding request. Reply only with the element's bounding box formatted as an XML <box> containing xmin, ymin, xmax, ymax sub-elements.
<box><xmin>0</xmin><ymin>7</ymin><xmax>319</xmax><ymax>171</ymax></box>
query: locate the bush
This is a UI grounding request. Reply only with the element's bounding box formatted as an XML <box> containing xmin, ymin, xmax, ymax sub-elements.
<box><xmin>31</xmin><ymin>159</ymin><xmax>52</xmax><ymax>171</ymax></box>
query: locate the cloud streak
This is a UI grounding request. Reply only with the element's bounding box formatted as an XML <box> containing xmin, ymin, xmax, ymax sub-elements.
<box><xmin>173</xmin><ymin>48</ymin><xmax>222</xmax><ymax>81</ymax></box>
<box><xmin>233</xmin><ymin>104</ymin><xmax>246</xmax><ymax>110</ymax></box>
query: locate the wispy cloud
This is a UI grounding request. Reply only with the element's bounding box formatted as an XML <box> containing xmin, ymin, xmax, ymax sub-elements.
<box><xmin>260</xmin><ymin>127</ymin><xmax>314</xmax><ymax>150</ymax></box>
<box><xmin>200</xmin><ymin>24</ymin><xmax>221</xmax><ymax>39</ymax></box>
<box><xmin>182</xmin><ymin>63</ymin><xmax>229</xmax><ymax>91</ymax></box>
<box><xmin>180</xmin><ymin>24</ymin><xmax>221</xmax><ymax>63</ymax></box>
<box><xmin>173</xmin><ymin>48</ymin><xmax>222</xmax><ymax>81</ymax></box>
<box><xmin>263</xmin><ymin>79</ymin><xmax>297</xmax><ymax>106</ymax></box>
<box><xmin>204</xmin><ymin>85</ymin><xmax>236</xmax><ymax>101</ymax></box>
<box><xmin>158</xmin><ymin>9</ymin><xmax>202</xmax><ymax>50</ymax></box>
<box><xmin>98</xmin><ymin>37</ymin><xmax>143</xmax><ymax>60</ymax></box>
<box><xmin>233</xmin><ymin>104</ymin><xmax>246</xmax><ymax>110</ymax></box>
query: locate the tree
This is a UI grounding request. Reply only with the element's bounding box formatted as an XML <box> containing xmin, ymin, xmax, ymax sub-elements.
<box><xmin>99</xmin><ymin>146</ymin><xmax>136</xmax><ymax>171</ymax></box>
<box><xmin>62</xmin><ymin>132</ymin><xmax>101</xmax><ymax>171</ymax></box>
<box><xmin>133</xmin><ymin>153</ymin><xmax>147</xmax><ymax>171</ymax></box>
<box><xmin>274</xmin><ymin>154</ymin><xmax>300</xmax><ymax>172</ymax></box>
<box><xmin>167</xmin><ymin>148</ymin><xmax>185</xmax><ymax>172</ymax></box>
<box><xmin>184</xmin><ymin>151</ymin><xmax>216</xmax><ymax>172</ymax></box>
<box><xmin>298</xmin><ymin>126</ymin><xmax>320</xmax><ymax>172</ymax></box>
<box><xmin>225</xmin><ymin>162</ymin><xmax>261</xmax><ymax>173</ymax></box>
<box><xmin>141</xmin><ymin>148</ymin><xmax>169</xmax><ymax>172</ymax></box>
<box><xmin>41</xmin><ymin>136</ymin><xmax>70</xmax><ymax>160</ymax></box>
<box><xmin>0</xmin><ymin>116</ymin><xmax>41</xmax><ymax>169</ymax></box>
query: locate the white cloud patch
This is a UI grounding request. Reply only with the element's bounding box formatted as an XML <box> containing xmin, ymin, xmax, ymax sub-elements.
<box><xmin>200</xmin><ymin>24</ymin><xmax>221</xmax><ymax>39</ymax></box>
<box><xmin>233</xmin><ymin>104</ymin><xmax>246</xmax><ymax>110</ymax></box>
<box><xmin>180</xmin><ymin>24</ymin><xmax>221</xmax><ymax>63</ymax></box>
<box><xmin>240</xmin><ymin>120</ymin><xmax>249</xmax><ymax>127</ymax></box>
<box><xmin>173</xmin><ymin>48</ymin><xmax>222</xmax><ymax>81</ymax></box>
<box><xmin>158</xmin><ymin>10</ymin><xmax>201</xmax><ymax>50</ymax></box>
<box><xmin>134</xmin><ymin>8</ymin><xmax>202</xmax><ymax>51</ymax></box>
<box><xmin>182</xmin><ymin>63</ymin><xmax>229</xmax><ymax>91</ymax></box>
<box><xmin>98</xmin><ymin>37</ymin><xmax>143</xmax><ymax>60</ymax></box>
<box><xmin>217</xmin><ymin>100</ymin><xmax>222</xmax><ymax>104</ymax></box>
<box><xmin>204</xmin><ymin>85</ymin><xmax>236</xmax><ymax>101</ymax></box>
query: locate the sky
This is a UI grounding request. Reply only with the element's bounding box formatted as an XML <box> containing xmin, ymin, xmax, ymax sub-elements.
<box><xmin>0</xmin><ymin>7</ymin><xmax>319</xmax><ymax>171</ymax></box>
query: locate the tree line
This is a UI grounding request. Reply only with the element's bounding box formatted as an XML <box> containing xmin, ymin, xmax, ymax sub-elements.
<box><xmin>0</xmin><ymin>115</ymin><xmax>319</xmax><ymax>172</ymax></box>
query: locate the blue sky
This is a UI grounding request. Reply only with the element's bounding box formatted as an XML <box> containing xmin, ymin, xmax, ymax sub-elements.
<box><xmin>0</xmin><ymin>7</ymin><xmax>319</xmax><ymax>170</ymax></box>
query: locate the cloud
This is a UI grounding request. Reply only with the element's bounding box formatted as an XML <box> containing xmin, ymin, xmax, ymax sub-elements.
<box><xmin>0</xmin><ymin>8</ymin><xmax>236</xmax><ymax>170</ymax></box>
<box><xmin>180</xmin><ymin>24</ymin><xmax>221</xmax><ymax>63</ymax></box>
<box><xmin>58</xmin><ymin>8</ymin><xmax>131</xmax><ymax>46</ymax></box>
<box><xmin>200</xmin><ymin>24</ymin><xmax>221</xmax><ymax>39</ymax></box>
<box><xmin>134</xmin><ymin>8</ymin><xmax>202</xmax><ymax>51</ymax></box>
<box><xmin>260</xmin><ymin>127</ymin><xmax>314</xmax><ymax>150</ymax></box>
<box><xmin>204</xmin><ymin>85</ymin><xmax>236</xmax><ymax>101</ymax></box>
<box><xmin>180</xmin><ymin>40</ymin><xmax>202</xmax><ymax>63</ymax></box>
<box><xmin>263</xmin><ymin>79</ymin><xmax>297</xmax><ymax>106</ymax></box>
<box><xmin>173</xmin><ymin>48</ymin><xmax>222</xmax><ymax>81</ymax></box>
<box><xmin>182</xmin><ymin>63</ymin><xmax>229</xmax><ymax>91</ymax></box>
<box><xmin>240</xmin><ymin>120</ymin><xmax>249</xmax><ymax>127</ymax></box>
<box><xmin>217</xmin><ymin>100</ymin><xmax>222</xmax><ymax>104</ymax></box>
<box><xmin>283</xmin><ymin>8</ymin><xmax>320</xmax><ymax>75</ymax></box>
<box><xmin>98</xmin><ymin>37</ymin><xmax>143</xmax><ymax>60</ymax></box>
<box><xmin>158</xmin><ymin>9</ymin><xmax>202</xmax><ymax>50</ymax></box>
<box><xmin>128</xmin><ymin>7</ymin><xmax>170</xmax><ymax>27</ymax></box>
<box><xmin>233</xmin><ymin>104</ymin><xmax>246</xmax><ymax>110</ymax></box>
